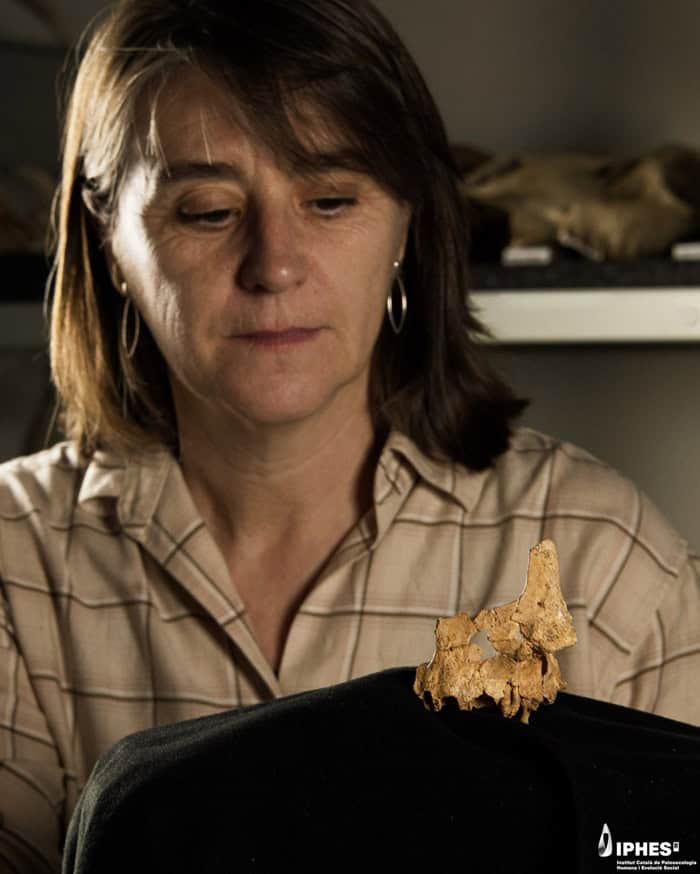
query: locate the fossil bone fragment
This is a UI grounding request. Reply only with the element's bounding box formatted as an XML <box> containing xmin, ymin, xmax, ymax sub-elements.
<box><xmin>413</xmin><ymin>540</ymin><xmax>577</xmax><ymax>724</ymax></box>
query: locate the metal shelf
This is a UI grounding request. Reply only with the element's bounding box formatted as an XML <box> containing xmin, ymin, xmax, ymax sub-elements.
<box><xmin>470</xmin><ymin>257</ymin><xmax>700</xmax><ymax>343</ymax></box>
<box><xmin>471</xmin><ymin>288</ymin><xmax>700</xmax><ymax>344</ymax></box>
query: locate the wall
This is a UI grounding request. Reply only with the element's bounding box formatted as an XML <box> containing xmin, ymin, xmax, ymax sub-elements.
<box><xmin>374</xmin><ymin>0</ymin><xmax>700</xmax><ymax>154</ymax></box>
<box><xmin>489</xmin><ymin>345</ymin><xmax>700</xmax><ymax>549</ymax></box>
<box><xmin>0</xmin><ymin>44</ymin><xmax>61</xmax><ymax>171</ymax></box>
<box><xmin>6</xmin><ymin>0</ymin><xmax>700</xmax><ymax>169</ymax></box>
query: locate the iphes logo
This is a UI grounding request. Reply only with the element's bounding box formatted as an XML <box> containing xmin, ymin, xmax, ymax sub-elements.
<box><xmin>598</xmin><ymin>823</ymin><xmax>613</xmax><ymax>858</ymax></box>
<box><xmin>597</xmin><ymin>822</ymin><xmax>680</xmax><ymax>861</ymax></box>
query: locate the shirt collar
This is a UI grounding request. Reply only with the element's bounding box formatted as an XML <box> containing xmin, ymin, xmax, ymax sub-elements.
<box><xmin>76</xmin><ymin>444</ymin><xmax>174</xmax><ymax>527</ymax></box>
<box><xmin>76</xmin><ymin>430</ymin><xmax>487</xmax><ymax>521</ymax></box>
<box><xmin>378</xmin><ymin>430</ymin><xmax>486</xmax><ymax>513</ymax></box>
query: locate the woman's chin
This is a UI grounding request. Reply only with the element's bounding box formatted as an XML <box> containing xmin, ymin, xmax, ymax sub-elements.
<box><xmin>216</xmin><ymin>385</ymin><xmax>345</xmax><ymax>430</ymax></box>
<box><xmin>179</xmin><ymin>364</ymin><xmax>371</xmax><ymax>432</ymax></box>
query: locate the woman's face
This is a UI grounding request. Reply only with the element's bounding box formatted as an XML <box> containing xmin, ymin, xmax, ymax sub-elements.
<box><xmin>108</xmin><ymin>70</ymin><xmax>411</xmax><ymax>433</ymax></box>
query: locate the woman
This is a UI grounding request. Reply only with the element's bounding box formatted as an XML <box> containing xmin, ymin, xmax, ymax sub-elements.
<box><xmin>1</xmin><ymin>0</ymin><xmax>698</xmax><ymax>870</ymax></box>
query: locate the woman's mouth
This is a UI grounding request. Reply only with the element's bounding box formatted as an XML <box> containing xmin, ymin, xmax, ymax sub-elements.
<box><xmin>234</xmin><ymin>327</ymin><xmax>323</xmax><ymax>348</ymax></box>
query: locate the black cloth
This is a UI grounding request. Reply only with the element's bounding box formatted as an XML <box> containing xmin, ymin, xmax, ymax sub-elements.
<box><xmin>63</xmin><ymin>667</ymin><xmax>700</xmax><ymax>873</ymax></box>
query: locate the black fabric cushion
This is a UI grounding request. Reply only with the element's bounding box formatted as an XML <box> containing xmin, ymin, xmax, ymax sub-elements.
<box><xmin>63</xmin><ymin>667</ymin><xmax>700</xmax><ymax>873</ymax></box>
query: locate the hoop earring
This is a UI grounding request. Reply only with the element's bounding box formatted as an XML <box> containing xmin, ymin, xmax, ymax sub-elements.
<box><xmin>386</xmin><ymin>262</ymin><xmax>407</xmax><ymax>335</ymax></box>
<box><xmin>121</xmin><ymin>295</ymin><xmax>141</xmax><ymax>359</ymax></box>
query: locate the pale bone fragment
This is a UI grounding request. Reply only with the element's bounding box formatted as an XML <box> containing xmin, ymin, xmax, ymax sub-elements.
<box><xmin>413</xmin><ymin>539</ymin><xmax>577</xmax><ymax>724</ymax></box>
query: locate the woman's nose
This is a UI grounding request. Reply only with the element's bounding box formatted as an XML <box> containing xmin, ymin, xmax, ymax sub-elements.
<box><xmin>237</xmin><ymin>204</ymin><xmax>308</xmax><ymax>295</ymax></box>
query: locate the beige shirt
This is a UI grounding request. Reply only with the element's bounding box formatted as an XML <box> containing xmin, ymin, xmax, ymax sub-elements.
<box><xmin>1</xmin><ymin>428</ymin><xmax>698</xmax><ymax>872</ymax></box>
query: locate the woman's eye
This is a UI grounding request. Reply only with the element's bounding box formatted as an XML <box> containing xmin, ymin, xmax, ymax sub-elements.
<box><xmin>309</xmin><ymin>197</ymin><xmax>357</xmax><ymax>216</ymax></box>
<box><xmin>177</xmin><ymin>208</ymin><xmax>235</xmax><ymax>226</ymax></box>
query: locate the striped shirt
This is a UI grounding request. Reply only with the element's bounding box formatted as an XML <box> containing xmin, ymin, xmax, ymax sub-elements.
<box><xmin>1</xmin><ymin>427</ymin><xmax>698</xmax><ymax>872</ymax></box>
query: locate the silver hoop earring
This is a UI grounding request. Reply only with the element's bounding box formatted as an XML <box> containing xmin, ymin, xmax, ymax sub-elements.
<box><xmin>386</xmin><ymin>262</ymin><xmax>407</xmax><ymax>335</ymax></box>
<box><xmin>121</xmin><ymin>296</ymin><xmax>141</xmax><ymax>359</ymax></box>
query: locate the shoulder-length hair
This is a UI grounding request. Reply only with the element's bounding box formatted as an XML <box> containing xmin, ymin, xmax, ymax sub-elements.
<box><xmin>50</xmin><ymin>0</ymin><xmax>526</xmax><ymax>469</ymax></box>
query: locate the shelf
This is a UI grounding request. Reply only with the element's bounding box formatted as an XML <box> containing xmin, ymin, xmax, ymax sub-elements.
<box><xmin>470</xmin><ymin>257</ymin><xmax>700</xmax><ymax>343</ymax></box>
<box><xmin>471</xmin><ymin>288</ymin><xmax>700</xmax><ymax>343</ymax></box>
<box><xmin>469</xmin><ymin>256</ymin><xmax>700</xmax><ymax>291</ymax></box>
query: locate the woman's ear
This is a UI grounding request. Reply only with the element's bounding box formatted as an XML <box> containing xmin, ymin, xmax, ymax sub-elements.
<box><xmin>103</xmin><ymin>243</ymin><xmax>127</xmax><ymax>296</ymax></box>
<box><xmin>81</xmin><ymin>187</ymin><xmax>125</xmax><ymax>294</ymax></box>
<box><xmin>396</xmin><ymin>203</ymin><xmax>413</xmax><ymax>264</ymax></box>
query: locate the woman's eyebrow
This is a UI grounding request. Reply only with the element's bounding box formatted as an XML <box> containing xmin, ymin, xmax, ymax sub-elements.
<box><xmin>297</xmin><ymin>149</ymin><xmax>366</xmax><ymax>177</ymax></box>
<box><xmin>156</xmin><ymin>161</ymin><xmax>246</xmax><ymax>187</ymax></box>
<box><xmin>154</xmin><ymin>154</ymin><xmax>366</xmax><ymax>189</ymax></box>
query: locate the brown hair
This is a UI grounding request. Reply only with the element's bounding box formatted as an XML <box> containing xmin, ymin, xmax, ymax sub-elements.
<box><xmin>50</xmin><ymin>0</ymin><xmax>526</xmax><ymax>468</ymax></box>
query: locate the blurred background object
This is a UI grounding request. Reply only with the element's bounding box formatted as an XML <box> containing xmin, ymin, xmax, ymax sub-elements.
<box><xmin>461</xmin><ymin>145</ymin><xmax>700</xmax><ymax>263</ymax></box>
